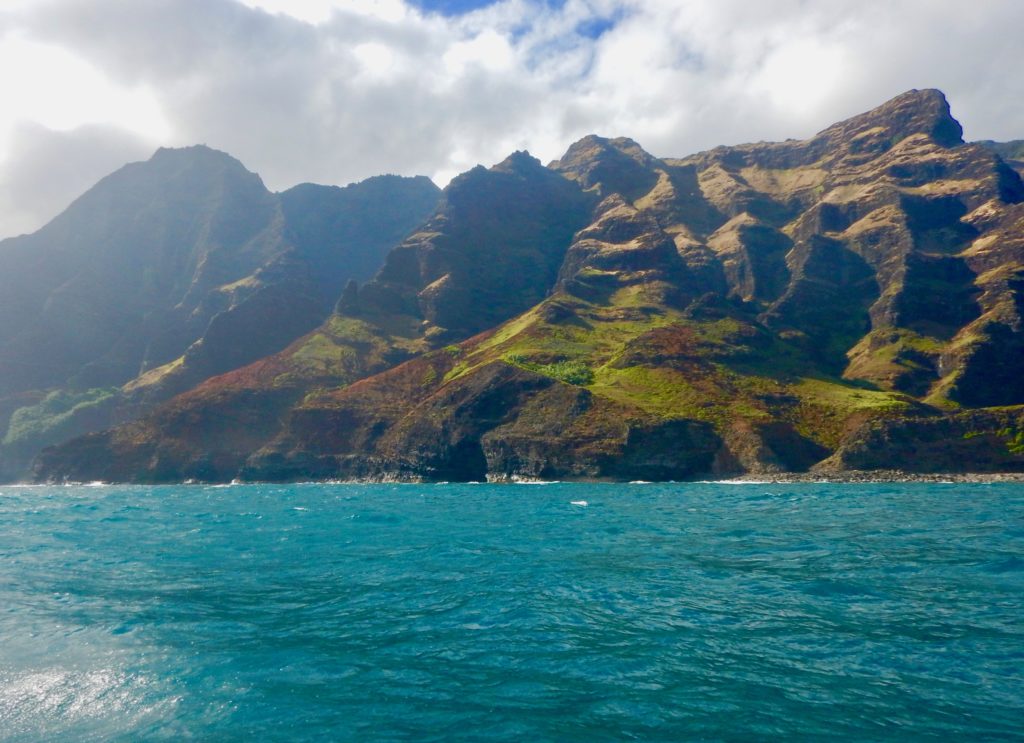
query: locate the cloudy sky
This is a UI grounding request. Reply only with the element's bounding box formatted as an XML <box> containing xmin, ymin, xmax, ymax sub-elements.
<box><xmin>1</xmin><ymin>0</ymin><xmax>1022</xmax><ymax>238</ymax></box>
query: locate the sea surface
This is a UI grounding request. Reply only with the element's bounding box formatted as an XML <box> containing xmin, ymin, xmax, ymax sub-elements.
<box><xmin>1</xmin><ymin>482</ymin><xmax>1022</xmax><ymax>741</ymax></box>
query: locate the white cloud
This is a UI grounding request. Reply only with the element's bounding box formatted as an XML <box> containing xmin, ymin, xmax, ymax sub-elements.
<box><xmin>1</xmin><ymin>0</ymin><xmax>1023</xmax><ymax>238</ymax></box>
<box><xmin>238</xmin><ymin>0</ymin><xmax>413</xmax><ymax>24</ymax></box>
<box><xmin>443</xmin><ymin>29</ymin><xmax>514</xmax><ymax>75</ymax></box>
<box><xmin>752</xmin><ymin>39</ymin><xmax>849</xmax><ymax>118</ymax></box>
<box><xmin>0</xmin><ymin>36</ymin><xmax>169</xmax><ymax>146</ymax></box>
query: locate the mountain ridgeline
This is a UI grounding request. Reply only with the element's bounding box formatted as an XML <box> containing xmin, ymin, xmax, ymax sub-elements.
<box><xmin>0</xmin><ymin>147</ymin><xmax>440</xmax><ymax>480</ymax></box>
<box><xmin>15</xmin><ymin>89</ymin><xmax>1024</xmax><ymax>482</ymax></box>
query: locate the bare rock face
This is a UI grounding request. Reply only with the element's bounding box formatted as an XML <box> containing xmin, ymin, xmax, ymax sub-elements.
<box><xmin>32</xmin><ymin>90</ymin><xmax>1024</xmax><ymax>483</ymax></box>
<box><xmin>357</xmin><ymin>151</ymin><xmax>595</xmax><ymax>343</ymax></box>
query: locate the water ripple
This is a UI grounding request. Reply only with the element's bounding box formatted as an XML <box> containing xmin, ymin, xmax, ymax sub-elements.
<box><xmin>0</xmin><ymin>482</ymin><xmax>1022</xmax><ymax>741</ymax></box>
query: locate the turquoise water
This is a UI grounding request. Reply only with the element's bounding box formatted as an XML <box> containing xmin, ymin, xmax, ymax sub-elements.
<box><xmin>1</xmin><ymin>482</ymin><xmax>1022</xmax><ymax>741</ymax></box>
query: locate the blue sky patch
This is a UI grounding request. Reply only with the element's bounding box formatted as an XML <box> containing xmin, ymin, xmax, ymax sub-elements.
<box><xmin>407</xmin><ymin>0</ymin><xmax>569</xmax><ymax>17</ymax></box>
<box><xmin>406</xmin><ymin>0</ymin><xmax>502</xmax><ymax>16</ymax></box>
<box><xmin>576</xmin><ymin>13</ymin><xmax>617</xmax><ymax>40</ymax></box>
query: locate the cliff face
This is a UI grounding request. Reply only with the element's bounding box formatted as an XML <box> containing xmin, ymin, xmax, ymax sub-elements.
<box><xmin>0</xmin><ymin>148</ymin><xmax>440</xmax><ymax>480</ymax></box>
<box><xmin>30</xmin><ymin>90</ymin><xmax>1024</xmax><ymax>482</ymax></box>
<box><xmin>352</xmin><ymin>151</ymin><xmax>596</xmax><ymax>343</ymax></box>
<box><xmin>29</xmin><ymin>152</ymin><xmax>596</xmax><ymax>482</ymax></box>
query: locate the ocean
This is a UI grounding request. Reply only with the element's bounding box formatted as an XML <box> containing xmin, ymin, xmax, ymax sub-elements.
<box><xmin>1</xmin><ymin>482</ymin><xmax>1022</xmax><ymax>741</ymax></box>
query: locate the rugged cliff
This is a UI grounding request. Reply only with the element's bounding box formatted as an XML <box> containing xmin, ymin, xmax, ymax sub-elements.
<box><xmin>30</xmin><ymin>90</ymin><xmax>1024</xmax><ymax>482</ymax></box>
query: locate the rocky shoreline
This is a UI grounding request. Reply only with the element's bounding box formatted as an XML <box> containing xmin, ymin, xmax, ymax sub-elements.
<box><xmin>40</xmin><ymin>469</ymin><xmax>1024</xmax><ymax>486</ymax></box>
<box><xmin>723</xmin><ymin>470</ymin><xmax>1024</xmax><ymax>484</ymax></box>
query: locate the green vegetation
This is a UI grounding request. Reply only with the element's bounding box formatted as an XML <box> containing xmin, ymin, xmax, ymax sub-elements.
<box><xmin>505</xmin><ymin>354</ymin><xmax>594</xmax><ymax>386</ymax></box>
<box><xmin>442</xmin><ymin>359</ymin><xmax>475</xmax><ymax>384</ymax></box>
<box><xmin>792</xmin><ymin>378</ymin><xmax>911</xmax><ymax>413</ymax></box>
<box><xmin>123</xmin><ymin>354</ymin><xmax>185</xmax><ymax>393</ymax></box>
<box><xmin>462</xmin><ymin>285</ymin><xmax>917</xmax><ymax>449</ymax></box>
<box><xmin>999</xmin><ymin>426</ymin><xmax>1024</xmax><ymax>455</ymax></box>
<box><xmin>3</xmin><ymin>388</ymin><xmax>120</xmax><ymax>448</ymax></box>
<box><xmin>288</xmin><ymin>332</ymin><xmax>359</xmax><ymax>376</ymax></box>
<box><xmin>274</xmin><ymin>314</ymin><xmax>424</xmax><ymax>387</ymax></box>
<box><xmin>535</xmin><ymin>360</ymin><xmax>595</xmax><ymax>386</ymax></box>
<box><xmin>845</xmin><ymin>328</ymin><xmax>947</xmax><ymax>395</ymax></box>
<box><xmin>959</xmin><ymin>425</ymin><xmax>1024</xmax><ymax>456</ymax></box>
<box><xmin>590</xmin><ymin>365</ymin><xmax>710</xmax><ymax>419</ymax></box>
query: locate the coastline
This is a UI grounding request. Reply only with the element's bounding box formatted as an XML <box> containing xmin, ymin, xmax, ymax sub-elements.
<box><xmin>13</xmin><ymin>470</ymin><xmax>1024</xmax><ymax>487</ymax></box>
<box><xmin>720</xmin><ymin>470</ymin><xmax>1024</xmax><ymax>484</ymax></box>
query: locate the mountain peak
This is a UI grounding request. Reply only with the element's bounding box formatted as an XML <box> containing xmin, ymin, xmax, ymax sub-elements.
<box><xmin>818</xmin><ymin>88</ymin><xmax>963</xmax><ymax>149</ymax></box>
<box><xmin>550</xmin><ymin>134</ymin><xmax>660</xmax><ymax>200</ymax></box>
<box><xmin>493</xmin><ymin>150</ymin><xmax>543</xmax><ymax>174</ymax></box>
<box><xmin>554</xmin><ymin>135</ymin><xmax>655</xmax><ymax>169</ymax></box>
<box><xmin>148</xmin><ymin>144</ymin><xmax>253</xmax><ymax>172</ymax></box>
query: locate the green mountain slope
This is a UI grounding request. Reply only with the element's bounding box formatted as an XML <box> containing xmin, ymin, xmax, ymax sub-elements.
<box><xmin>34</xmin><ymin>90</ymin><xmax>1024</xmax><ymax>482</ymax></box>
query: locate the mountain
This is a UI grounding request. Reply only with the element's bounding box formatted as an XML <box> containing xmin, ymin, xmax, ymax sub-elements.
<box><xmin>33</xmin><ymin>89</ymin><xmax>1024</xmax><ymax>482</ymax></box>
<box><xmin>0</xmin><ymin>147</ymin><xmax>440</xmax><ymax>480</ymax></box>
<box><xmin>29</xmin><ymin>152</ymin><xmax>595</xmax><ymax>481</ymax></box>
<box><xmin>978</xmin><ymin>139</ymin><xmax>1024</xmax><ymax>176</ymax></box>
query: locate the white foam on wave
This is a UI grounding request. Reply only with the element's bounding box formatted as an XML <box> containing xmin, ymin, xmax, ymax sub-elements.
<box><xmin>570</xmin><ymin>500</ymin><xmax>588</xmax><ymax>507</ymax></box>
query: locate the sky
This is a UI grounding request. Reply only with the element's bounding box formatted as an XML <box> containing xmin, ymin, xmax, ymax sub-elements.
<box><xmin>1</xmin><ymin>0</ymin><xmax>1023</xmax><ymax>239</ymax></box>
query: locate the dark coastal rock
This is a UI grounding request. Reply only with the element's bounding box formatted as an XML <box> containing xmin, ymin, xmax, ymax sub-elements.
<box><xmin>241</xmin><ymin>358</ymin><xmax>723</xmax><ymax>483</ymax></box>
<box><xmin>819</xmin><ymin>406</ymin><xmax>1024</xmax><ymax>473</ymax></box>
